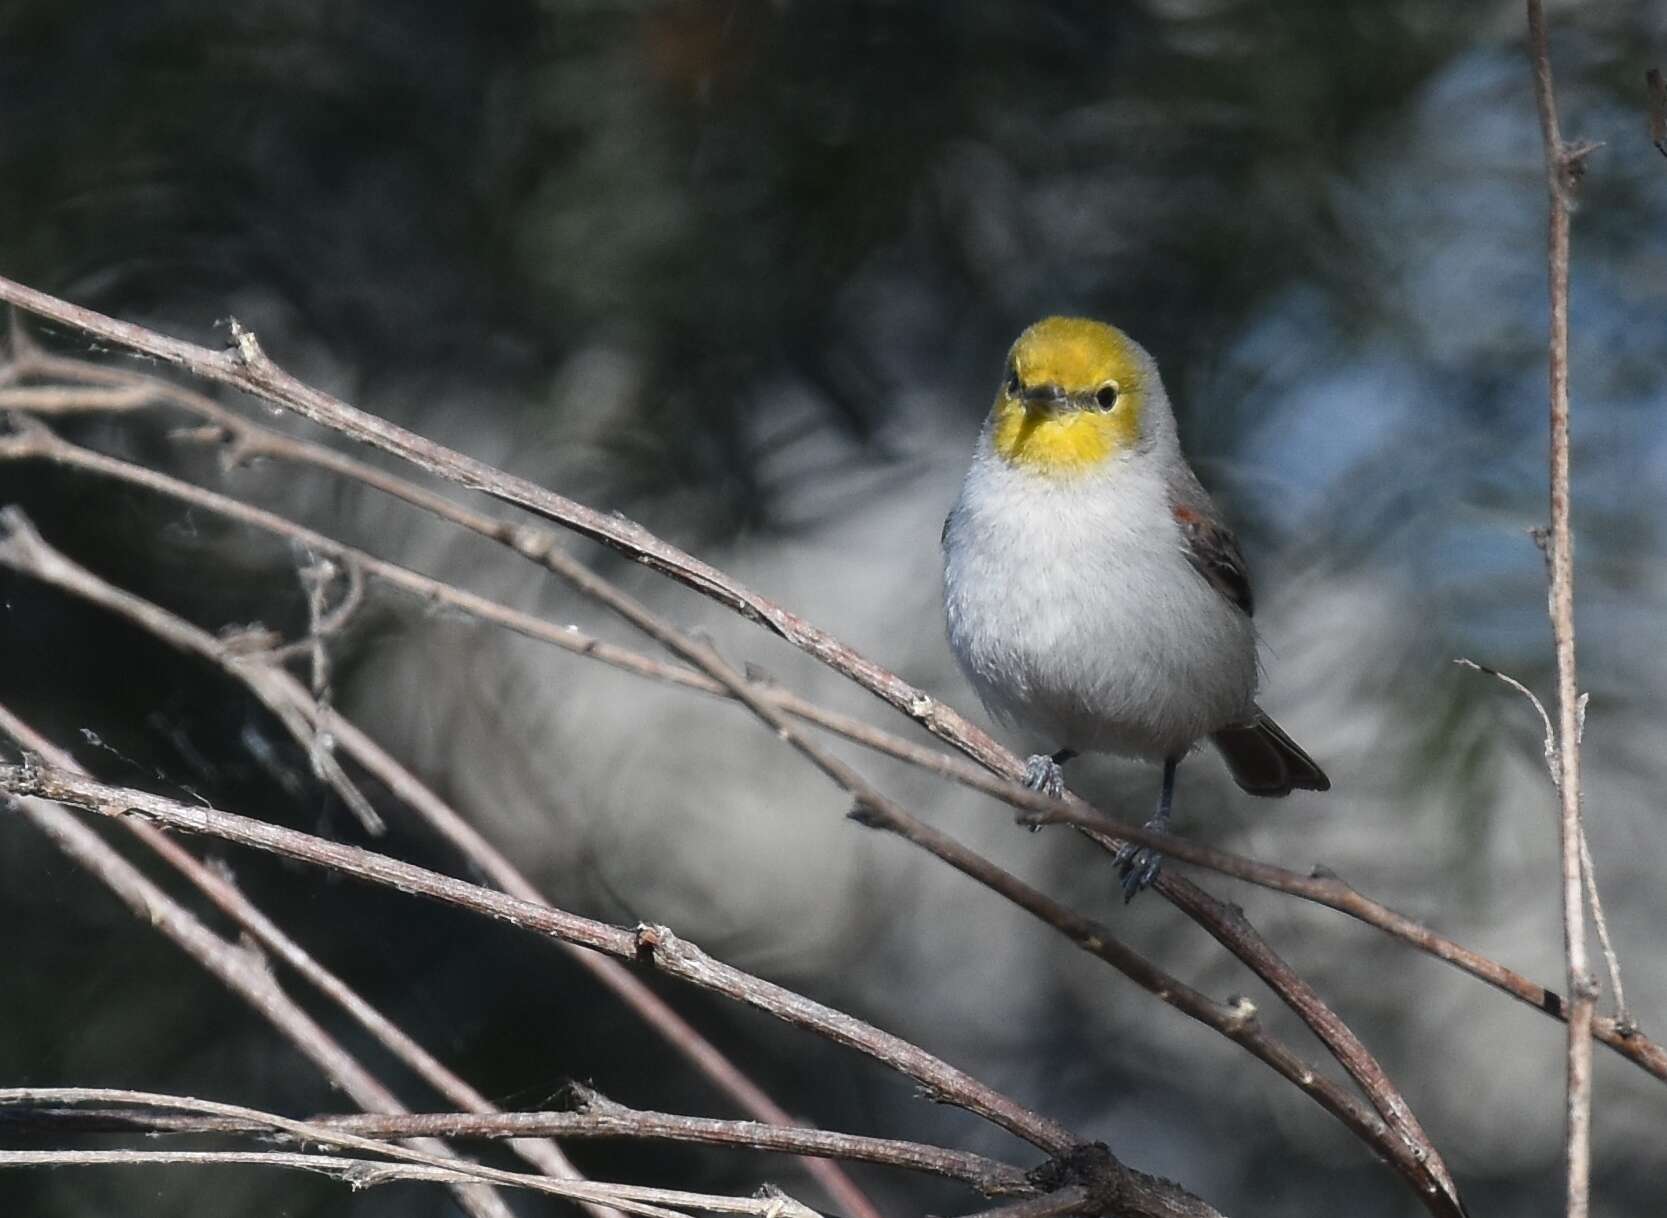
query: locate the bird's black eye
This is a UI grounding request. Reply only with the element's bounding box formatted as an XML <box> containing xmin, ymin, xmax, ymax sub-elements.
<box><xmin>1006</xmin><ymin>368</ymin><xmax>1022</xmax><ymax>396</ymax></box>
<box><xmin>1095</xmin><ymin>383</ymin><xmax>1120</xmax><ymax>410</ymax></box>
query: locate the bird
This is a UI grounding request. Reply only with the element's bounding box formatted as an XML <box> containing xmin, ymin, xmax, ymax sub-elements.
<box><xmin>941</xmin><ymin>316</ymin><xmax>1328</xmax><ymax>899</ymax></box>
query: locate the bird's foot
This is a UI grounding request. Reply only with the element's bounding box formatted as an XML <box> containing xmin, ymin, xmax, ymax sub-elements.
<box><xmin>1114</xmin><ymin>756</ymin><xmax>1179</xmax><ymax>903</ymax></box>
<box><xmin>1022</xmin><ymin>753</ymin><xmax>1067</xmax><ymax>799</ymax></box>
<box><xmin>1018</xmin><ymin>750</ymin><xmax>1075</xmax><ymax>832</ymax></box>
<box><xmin>1114</xmin><ymin>816</ymin><xmax>1170</xmax><ymax>903</ymax></box>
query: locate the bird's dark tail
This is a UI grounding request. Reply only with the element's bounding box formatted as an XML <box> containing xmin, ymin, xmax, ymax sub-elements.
<box><xmin>1210</xmin><ymin>708</ymin><xmax>1330</xmax><ymax>797</ymax></box>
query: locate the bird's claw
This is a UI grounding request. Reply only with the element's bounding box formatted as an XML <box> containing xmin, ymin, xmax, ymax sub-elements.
<box><xmin>1114</xmin><ymin>843</ymin><xmax>1164</xmax><ymax>902</ymax></box>
<box><xmin>1022</xmin><ymin>754</ymin><xmax>1065</xmax><ymax>795</ymax></box>
<box><xmin>1019</xmin><ymin>754</ymin><xmax>1066</xmax><ymax>832</ymax></box>
<box><xmin>1114</xmin><ymin>811</ymin><xmax>1171</xmax><ymax>902</ymax></box>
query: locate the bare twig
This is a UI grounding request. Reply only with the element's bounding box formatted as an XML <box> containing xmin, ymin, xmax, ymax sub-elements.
<box><xmin>0</xmin><ymin>700</ymin><xmax>602</xmax><ymax>1199</ymax></box>
<box><xmin>1526</xmin><ymin>4</ymin><xmax>1597</xmax><ymax>1214</ymax></box>
<box><xmin>847</xmin><ymin>800</ymin><xmax>1459</xmax><ymax>1216</ymax></box>
<box><xmin>0</xmin><ymin>763</ymin><xmax>1075</xmax><ymax>1154</ymax></box>
<box><xmin>0</xmin><ymin>1088</ymin><xmax>818</xmax><ymax>1218</ymax></box>
<box><xmin>0</xmin><ymin>382</ymin><xmax>155</xmax><ymax>410</ymax></box>
<box><xmin>0</xmin><ymin>501</ymin><xmax>879</xmax><ymax>1218</ymax></box>
<box><xmin>1146</xmin><ymin>866</ymin><xmax>1460</xmax><ymax>1212</ymax></box>
<box><xmin>0</xmin><ymin>736</ymin><xmax>518</xmax><ymax>1218</ymax></box>
<box><xmin>1455</xmin><ymin>660</ymin><xmax>1629</xmax><ymax>1025</ymax></box>
<box><xmin>0</xmin><ymin>274</ymin><xmax>1011</xmax><ymax>792</ymax></box>
<box><xmin>1</xmin><ymin>764</ymin><xmax>1253</xmax><ymax>1218</ymax></box>
<box><xmin>0</xmin><ymin>1087</ymin><xmax>1035</xmax><ymax>1198</ymax></box>
<box><xmin>2</xmin><ymin>411</ymin><xmax>1660</xmax><ymax>1084</ymax></box>
<box><xmin>0</xmin><ymin>1150</ymin><xmax>702</xmax><ymax>1217</ymax></box>
<box><xmin>0</xmin><ymin>294</ymin><xmax>1642</xmax><ymax>1214</ymax></box>
<box><xmin>0</xmin><ymin>503</ymin><xmax>384</xmax><ymax>835</ymax></box>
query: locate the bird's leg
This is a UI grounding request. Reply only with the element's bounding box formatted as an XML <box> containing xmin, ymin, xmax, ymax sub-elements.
<box><xmin>1021</xmin><ymin>747</ymin><xmax>1076</xmax><ymax>803</ymax></box>
<box><xmin>1115</xmin><ymin>754</ymin><xmax>1179</xmax><ymax>901</ymax></box>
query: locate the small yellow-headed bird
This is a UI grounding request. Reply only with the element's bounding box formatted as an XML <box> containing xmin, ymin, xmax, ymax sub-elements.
<box><xmin>942</xmin><ymin>317</ymin><xmax>1328</xmax><ymax>898</ymax></box>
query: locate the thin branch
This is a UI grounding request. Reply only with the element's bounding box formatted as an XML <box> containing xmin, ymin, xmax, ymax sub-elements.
<box><xmin>0</xmin><ymin>700</ymin><xmax>599</xmax><ymax>1198</ymax></box>
<box><xmin>0</xmin><ymin>504</ymin><xmax>878</xmax><ymax>1218</ymax></box>
<box><xmin>0</xmin><ymin>742</ymin><xmax>519</xmax><ymax>1218</ymax></box>
<box><xmin>0</xmin><ymin>382</ymin><xmax>154</xmax><ymax>410</ymax></box>
<box><xmin>0</xmin><ymin>301</ymin><xmax>1633</xmax><ymax>1215</ymax></box>
<box><xmin>0</xmin><ymin>275</ymin><xmax>1011</xmax><ymax>803</ymax></box>
<box><xmin>0</xmin><ymin>1155</ymin><xmax>695</xmax><ymax>1218</ymax></box>
<box><xmin>1</xmin><ymin>766</ymin><xmax>1243</xmax><ymax>1218</ymax></box>
<box><xmin>1148</xmin><ymin>867</ymin><xmax>1459</xmax><ymax>1211</ymax></box>
<box><xmin>0</xmin><ymin>763</ymin><xmax>1078</xmax><ymax>1156</ymax></box>
<box><xmin>1455</xmin><ymin>660</ymin><xmax>1629</xmax><ymax>1025</ymax></box>
<box><xmin>2</xmin><ymin>410</ymin><xmax>1660</xmax><ymax>1085</ymax></box>
<box><xmin>1526</xmin><ymin>5</ymin><xmax>1597</xmax><ymax>1216</ymax></box>
<box><xmin>0</xmin><ymin>1087</ymin><xmax>1035</xmax><ymax>1198</ymax></box>
<box><xmin>845</xmin><ymin>800</ymin><xmax>1459</xmax><ymax>1217</ymax></box>
<box><xmin>0</xmin><ymin>504</ymin><xmax>384</xmax><ymax>834</ymax></box>
<box><xmin>0</xmin><ymin>1088</ymin><xmax>817</xmax><ymax>1218</ymax></box>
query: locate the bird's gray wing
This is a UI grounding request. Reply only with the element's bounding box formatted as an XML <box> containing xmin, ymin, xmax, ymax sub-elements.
<box><xmin>1169</xmin><ymin>469</ymin><xmax>1254</xmax><ymax>617</ymax></box>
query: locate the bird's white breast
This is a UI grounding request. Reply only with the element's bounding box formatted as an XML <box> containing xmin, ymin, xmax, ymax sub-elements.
<box><xmin>942</xmin><ymin>442</ymin><xmax>1259</xmax><ymax>760</ymax></box>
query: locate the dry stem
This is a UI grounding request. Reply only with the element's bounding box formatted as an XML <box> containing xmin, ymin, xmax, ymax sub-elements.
<box><xmin>0</xmin><ymin>700</ymin><xmax>607</xmax><ymax>1203</ymax></box>
<box><xmin>0</xmin><ymin>762</ymin><xmax>1075</xmax><ymax>1152</ymax></box>
<box><xmin>0</xmin><ymin>1086</ymin><xmax>1033</xmax><ymax>1197</ymax></box>
<box><xmin>0</xmin><ymin>432</ymin><xmax>881</xmax><ymax>1218</ymax></box>
<box><xmin>0</xmin><ymin>1088</ymin><xmax>816</xmax><ymax>1218</ymax></box>
<box><xmin>1526</xmin><ymin>4</ymin><xmax>1597</xmax><ymax>1215</ymax></box>
<box><xmin>0</xmin><ymin>727</ymin><xmax>520</xmax><ymax>1218</ymax></box>
<box><xmin>0</xmin><ymin>763</ymin><xmax>1249</xmax><ymax>1218</ymax></box>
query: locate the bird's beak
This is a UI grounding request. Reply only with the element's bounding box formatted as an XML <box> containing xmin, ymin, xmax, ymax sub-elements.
<box><xmin>1020</xmin><ymin>384</ymin><xmax>1072</xmax><ymax>414</ymax></box>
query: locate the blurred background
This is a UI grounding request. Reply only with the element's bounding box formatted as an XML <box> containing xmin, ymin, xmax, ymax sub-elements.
<box><xmin>2</xmin><ymin>1</ymin><xmax>1665</xmax><ymax>1215</ymax></box>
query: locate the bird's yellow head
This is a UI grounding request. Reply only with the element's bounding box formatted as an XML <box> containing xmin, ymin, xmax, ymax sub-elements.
<box><xmin>989</xmin><ymin>316</ymin><xmax>1148</xmax><ymax>476</ymax></box>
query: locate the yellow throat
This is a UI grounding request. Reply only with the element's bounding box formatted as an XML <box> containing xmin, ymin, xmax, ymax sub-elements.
<box><xmin>989</xmin><ymin>316</ymin><xmax>1145</xmax><ymax>476</ymax></box>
